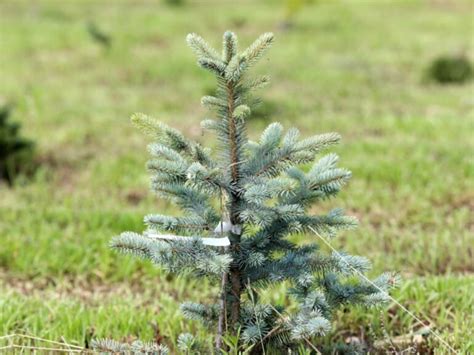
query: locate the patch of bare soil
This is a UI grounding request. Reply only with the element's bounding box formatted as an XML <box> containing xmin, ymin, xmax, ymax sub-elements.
<box><xmin>125</xmin><ymin>188</ymin><xmax>147</xmax><ymax>206</ymax></box>
<box><xmin>36</xmin><ymin>136</ymin><xmax>97</xmax><ymax>190</ymax></box>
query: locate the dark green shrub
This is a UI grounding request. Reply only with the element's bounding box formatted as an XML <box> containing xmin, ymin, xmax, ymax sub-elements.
<box><xmin>428</xmin><ymin>55</ymin><xmax>472</xmax><ymax>84</ymax></box>
<box><xmin>0</xmin><ymin>105</ymin><xmax>35</xmax><ymax>185</ymax></box>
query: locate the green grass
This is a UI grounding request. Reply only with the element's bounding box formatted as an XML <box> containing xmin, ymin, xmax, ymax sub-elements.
<box><xmin>1</xmin><ymin>0</ymin><xmax>473</xmax><ymax>353</ymax></box>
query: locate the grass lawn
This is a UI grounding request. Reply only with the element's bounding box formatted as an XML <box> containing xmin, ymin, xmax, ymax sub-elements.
<box><xmin>1</xmin><ymin>0</ymin><xmax>473</xmax><ymax>353</ymax></box>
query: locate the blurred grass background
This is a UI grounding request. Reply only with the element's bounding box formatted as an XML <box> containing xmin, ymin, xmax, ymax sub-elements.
<box><xmin>0</xmin><ymin>0</ymin><xmax>473</xmax><ymax>352</ymax></box>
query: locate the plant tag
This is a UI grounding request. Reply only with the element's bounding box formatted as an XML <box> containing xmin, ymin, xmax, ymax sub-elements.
<box><xmin>214</xmin><ymin>220</ymin><xmax>242</xmax><ymax>235</ymax></box>
<box><xmin>145</xmin><ymin>231</ymin><xmax>230</xmax><ymax>247</ymax></box>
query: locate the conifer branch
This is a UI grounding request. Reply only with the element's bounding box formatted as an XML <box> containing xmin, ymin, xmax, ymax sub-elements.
<box><xmin>222</xmin><ymin>31</ymin><xmax>238</xmax><ymax>63</ymax></box>
<box><xmin>186</xmin><ymin>33</ymin><xmax>222</xmax><ymax>62</ymax></box>
<box><xmin>241</xmin><ymin>32</ymin><xmax>274</xmax><ymax>67</ymax></box>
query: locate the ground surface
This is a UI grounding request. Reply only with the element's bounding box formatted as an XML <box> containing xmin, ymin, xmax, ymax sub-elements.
<box><xmin>0</xmin><ymin>0</ymin><xmax>473</xmax><ymax>353</ymax></box>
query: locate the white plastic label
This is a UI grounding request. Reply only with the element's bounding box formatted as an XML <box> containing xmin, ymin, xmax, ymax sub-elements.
<box><xmin>145</xmin><ymin>231</ymin><xmax>230</xmax><ymax>247</ymax></box>
<box><xmin>214</xmin><ymin>220</ymin><xmax>242</xmax><ymax>235</ymax></box>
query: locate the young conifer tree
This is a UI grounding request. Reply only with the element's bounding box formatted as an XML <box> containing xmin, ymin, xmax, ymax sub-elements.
<box><xmin>0</xmin><ymin>105</ymin><xmax>35</xmax><ymax>185</ymax></box>
<box><xmin>95</xmin><ymin>31</ymin><xmax>397</xmax><ymax>354</ymax></box>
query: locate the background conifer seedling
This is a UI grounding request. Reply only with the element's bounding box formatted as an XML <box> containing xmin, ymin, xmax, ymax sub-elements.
<box><xmin>0</xmin><ymin>104</ymin><xmax>35</xmax><ymax>185</ymax></box>
<box><xmin>93</xmin><ymin>31</ymin><xmax>397</xmax><ymax>354</ymax></box>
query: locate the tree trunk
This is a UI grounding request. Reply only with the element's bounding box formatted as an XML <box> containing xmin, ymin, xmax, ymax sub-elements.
<box><xmin>226</xmin><ymin>81</ymin><xmax>243</xmax><ymax>331</ymax></box>
<box><xmin>215</xmin><ymin>271</ymin><xmax>228</xmax><ymax>350</ymax></box>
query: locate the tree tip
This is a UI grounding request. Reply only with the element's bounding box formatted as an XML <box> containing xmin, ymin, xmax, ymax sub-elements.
<box><xmin>185</xmin><ymin>33</ymin><xmax>197</xmax><ymax>43</ymax></box>
<box><xmin>223</xmin><ymin>30</ymin><xmax>236</xmax><ymax>38</ymax></box>
<box><xmin>130</xmin><ymin>112</ymin><xmax>145</xmax><ymax>122</ymax></box>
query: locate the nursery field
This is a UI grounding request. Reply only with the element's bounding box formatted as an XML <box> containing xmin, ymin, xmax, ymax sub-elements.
<box><xmin>0</xmin><ymin>0</ymin><xmax>473</xmax><ymax>353</ymax></box>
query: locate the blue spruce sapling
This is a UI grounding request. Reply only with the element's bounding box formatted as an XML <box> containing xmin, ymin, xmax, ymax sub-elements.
<box><xmin>94</xmin><ymin>31</ymin><xmax>397</xmax><ymax>354</ymax></box>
